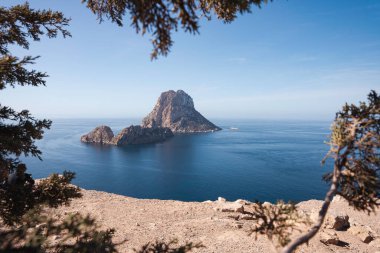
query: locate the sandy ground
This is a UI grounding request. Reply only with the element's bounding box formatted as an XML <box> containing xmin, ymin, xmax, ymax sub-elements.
<box><xmin>49</xmin><ymin>189</ymin><xmax>380</xmax><ymax>253</ymax></box>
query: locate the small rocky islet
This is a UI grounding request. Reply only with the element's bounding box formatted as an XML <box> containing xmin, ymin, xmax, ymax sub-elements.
<box><xmin>80</xmin><ymin>90</ymin><xmax>221</xmax><ymax>145</ymax></box>
<box><xmin>142</xmin><ymin>89</ymin><xmax>221</xmax><ymax>133</ymax></box>
<box><xmin>80</xmin><ymin>125</ymin><xmax>173</xmax><ymax>145</ymax></box>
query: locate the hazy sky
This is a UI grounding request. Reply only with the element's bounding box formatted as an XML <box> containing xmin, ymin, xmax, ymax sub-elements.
<box><xmin>1</xmin><ymin>0</ymin><xmax>380</xmax><ymax>120</ymax></box>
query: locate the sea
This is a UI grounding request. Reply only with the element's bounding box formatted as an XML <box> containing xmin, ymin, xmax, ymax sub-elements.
<box><xmin>24</xmin><ymin>119</ymin><xmax>333</xmax><ymax>203</ymax></box>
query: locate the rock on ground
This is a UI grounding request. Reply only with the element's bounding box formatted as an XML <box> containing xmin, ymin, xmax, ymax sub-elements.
<box><xmin>348</xmin><ymin>225</ymin><xmax>376</xmax><ymax>243</ymax></box>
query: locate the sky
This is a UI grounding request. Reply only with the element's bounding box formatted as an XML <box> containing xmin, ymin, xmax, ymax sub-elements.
<box><xmin>1</xmin><ymin>0</ymin><xmax>380</xmax><ymax>120</ymax></box>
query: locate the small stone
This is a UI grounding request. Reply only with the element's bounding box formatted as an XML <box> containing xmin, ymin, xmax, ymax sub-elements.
<box><xmin>203</xmin><ymin>200</ymin><xmax>213</xmax><ymax>203</ymax></box>
<box><xmin>235</xmin><ymin>199</ymin><xmax>249</xmax><ymax>205</ymax></box>
<box><xmin>348</xmin><ymin>225</ymin><xmax>375</xmax><ymax>243</ymax></box>
<box><xmin>319</xmin><ymin>231</ymin><xmax>340</xmax><ymax>246</ymax></box>
<box><xmin>239</xmin><ymin>214</ymin><xmax>255</xmax><ymax>220</ymax></box>
<box><xmin>262</xmin><ymin>202</ymin><xmax>272</xmax><ymax>208</ymax></box>
<box><xmin>228</xmin><ymin>215</ymin><xmax>240</xmax><ymax>221</ymax></box>
<box><xmin>214</xmin><ymin>202</ymin><xmax>244</xmax><ymax>213</ymax></box>
<box><xmin>218</xmin><ymin>197</ymin><xmax>226</xmax><ymax>203</ymax></box>
<box><xmin>330</xmin><ymin>215</ymin><xmax>350</xmax><ymax>231</ymax></box>
<box><xmin>332</xmin><ymin>195</ymin><xmax>344</xmax><ymax>203</ymax></box>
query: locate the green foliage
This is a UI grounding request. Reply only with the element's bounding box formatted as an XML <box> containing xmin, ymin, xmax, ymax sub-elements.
<box><xmin>0</xmin><ymin>163</ymin><xmax>35</xmax><ymax>225</ymax></box>
<box><xmin>34</xmin><ymin>171</ymin><xmax>82</xmax><ymax>208</ymax></box>
<box><xmin>0</xmin><ymin>170</ymin><xmax>82</xmax><ymax>226</ymax></box>
<box><xmin>0</xmin><ymin>3</ymin><xmax>118</xmax><ymax>252</ymax></box>
<box><xmin>0</xmin><ymin>3</ymin><xmax>77</xmax><ymax>225</ymax></box>
<box><xmin>247</xmin><ymin>201</ymin><xmax>310</xmax><ymax>247</ymax></box>
<box><xmin>245</xmin><ymin>91</ymin><xmax>379</xmax><ymax>253</ymax></box>
<box><xmin>0</xmin><ymin>209</ymin><xmax>118</xmax><ymax>253</ymax></box>
<box><xmin>0</xmin><ymin>55</ymin><xmax>47</xmax><ymax>90</ymax></box>
<box><xmin>323</xmin><ymin>90</ymin><xmax>380</xmax><ymax>213</ymax></box>
<box><xmin>0</xmin><ymin>105</ymin><xmax>51</xmax><ymax>160</ymax></box>
<box><xmin>0</xmin><ymin>2</ymin><xmax>70</xmax><ymax>90</ymax></box>
<box><xmin>278</xmin><ymin>91</ymin><xmax>380</xmax><ymax>253</ymax></box>
<box><xmin>82</xmin><ymin>0</ymin><xmax>269</xmax><ymax>59</ymax></box>
<box><xmin>0</xmin><ymin>4</ymin><xmax>67</xmax><ymax>215</ymax></box>
<box><xmin>135</xmin><ymin>239</ymin><xmax>204</xmax><ymax>253</ymax></box>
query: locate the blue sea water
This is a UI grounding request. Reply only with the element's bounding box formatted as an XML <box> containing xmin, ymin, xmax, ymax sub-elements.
<box><xmin>24</xmin><ymin>119</ymin><xmax>333</xmax><ymax>203</ymax></box>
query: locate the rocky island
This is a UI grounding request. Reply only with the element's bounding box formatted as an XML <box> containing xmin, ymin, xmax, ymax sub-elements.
<box><xmin>81</xmin><ymin>125</ymin><xmax>173</xmax><ymax>146</ymax></box>
<box><xmin>142</xmin><ymin>90</ymin><xmax>221</xmax><ymax>133</ymax></box>
<box><xmin>81</xmin><ymin>90</ymin><xmax>221</xmax><ymax>145</ymax></box>
<box><xmin>112</xmin><ymin>125</ymin><xmax>173</xmax><ymax>145</ymax></box>
<box><xmin>80</xmin><ymin>125</ymin><xmax>115</xmax><ymax>144</ymax></box>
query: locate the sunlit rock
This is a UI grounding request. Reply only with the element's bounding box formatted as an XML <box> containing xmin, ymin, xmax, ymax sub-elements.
<box><xmin>142</xmin><ymin>90</ymin><xmax>221</xmax><ymax>133</ymax></box>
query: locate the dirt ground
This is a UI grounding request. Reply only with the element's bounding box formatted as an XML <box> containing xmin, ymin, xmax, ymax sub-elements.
<box><xmin>50</xmin><ymin>189</ymin><xmax>380</xmax><ymax>253</ymax></box>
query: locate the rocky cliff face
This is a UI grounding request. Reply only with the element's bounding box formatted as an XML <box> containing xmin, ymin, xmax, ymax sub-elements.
<box><xmin>142</xmin><ymin>90</ymin><xmax>221</xmax><ymax>133</ymax></box>
<box><xmin>112</xmin><ymin>125</ymin><xmax>173</xmax><ymax>145</ymax></box>
<box><xmin>81</xmin><ymin>125</ymin><xmax>173</xmax><ymax>146</ymax></box>
<box><xmin>80</xmin><ymin>125</ymin><xmax>114</xmax><ymax>144</ymax></box>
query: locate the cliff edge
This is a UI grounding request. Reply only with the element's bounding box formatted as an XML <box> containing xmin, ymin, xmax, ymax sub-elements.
<box><xmin>49</xmin><ymin>189</ymin><xmax>380</xmax><ymax>253</ymax></box>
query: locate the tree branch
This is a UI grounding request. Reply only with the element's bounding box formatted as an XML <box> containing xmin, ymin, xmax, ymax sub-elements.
<box><xmin>280</xmin><ymin>161</ymin><xmax>340</xmax><ymax>253</ymax></box>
